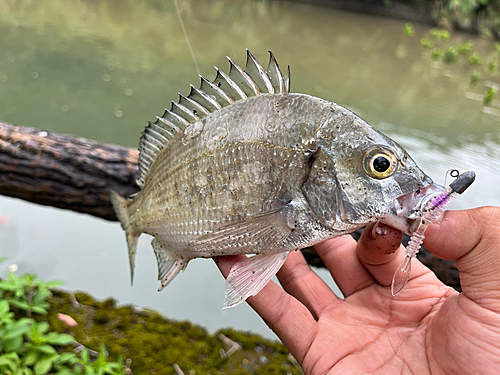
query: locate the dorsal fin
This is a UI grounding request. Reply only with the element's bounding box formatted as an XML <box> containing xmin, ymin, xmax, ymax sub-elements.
<box><xmin>136</xmin><ymin>50</ymin><xmax>291</xmax><ymax>188</ymax></box>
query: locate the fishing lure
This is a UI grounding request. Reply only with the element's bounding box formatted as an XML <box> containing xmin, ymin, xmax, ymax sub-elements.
<box><xmin>391</xmin><ymin>170</ymin><xmax>476</xmax><ymax>296</ymax></box>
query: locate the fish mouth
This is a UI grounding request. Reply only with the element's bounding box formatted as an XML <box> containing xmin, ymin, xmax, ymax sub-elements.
<box><xmin>382</xmin><ymin>182</ymin><xmax>445</xmax><ymax>234</ymax></box>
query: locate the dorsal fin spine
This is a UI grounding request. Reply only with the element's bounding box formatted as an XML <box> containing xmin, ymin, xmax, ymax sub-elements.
<box><xmin>245</xmin><ymin>49</ymin><xmax>274</xmax><ymax>94</ymax></box>
<box><xmin>227</xmin><ymin>56</ymin><xmax>260</xmax><ymax>97</ymax></box>
<box><xmin>214</xmin><ymin>67</ymin><xmax>247</xmax><ymax>100</ymax></box>
<box><xmin>149</xmin><ymin>122</ymin><xmax>174</xmax><ymax>139</ymax></box>
<box><xmin>284</xmin><ymin>65</ymin><xmax>291</xmax><ymax>94</ymax></box>
<box><xmin>179</xmin><ymin>93</ymin><xmax>210</xmax><ymax>117</ymax></box>
<box><xmin>171</xmin><ymin>101</ymin><xmax>199</xmax><ymax>122</ymax></box>
<box><xmin>156</xmin><ymin>116</ymin><xmax>180</xmax><ymax>133</ymax></box>
<box><xmin>267</xmin><ymin>51</ymin><xmax>284</xmax><ymax>94</ymax></box>
<box><xmin>189</xmin><ymin>85</ymin><xmax>222</xmax><ymax>112</ymax></box>
<box><xmin>143</xmin><ymin>133</ymin><xmax>163</xmax><ymax>151</ymax></box>
<box><xmin>163</xmin><ymin>109</ymin><xmax>190</xmax><ymax>128</ymax></box>
<box><xmin>199</xmin><ymin>75</ymin><xmax>234</xmax><ymax>106</ymax></box>
<box><xmin>137</xmin><ymin>51</ymin><xmax>291</xmax><ymax>189</ymax></box>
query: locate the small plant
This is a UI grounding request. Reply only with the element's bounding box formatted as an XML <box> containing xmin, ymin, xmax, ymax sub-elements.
<box><xmin>420</xmin><ymin>38</ymin><xmax>433</xmax><ymax>49</ymax></box>
<box><xmin>488</xmin><ymin>59</ymin><xmax>498</xmax><ymax>72</ymax></box>
<box><xmin>470</xmin><ymin>70</ymin><xmax>481</xmax><ymax>86</ymax></box>
<box><xmin>469</xmin><ymin>52</ymin><xmax>481</xmax><ymax>65</ymax></box>
<box><xmin>431</xmin><ymin>47</ymin><xmax>443</xmax><ymax>60</ymax></box>
<box><xmin>0</xmin><ymin>262</ymin><xmax>127</xmax><ymax>374</ymax></box>
<box><xmin>443</xmin><ymin>47</ymin><xmax>458</xmax><ymax>64</ymax></box>
<box><xmin>404</xmin><ymin>23</ymin><xmax>415</xmax><ymax>37</ymax></box>
<box><xmin>458</xmin><ymin>41</ymin><xmax>473</xmax><ymax>54</ymax></box>
<box><xmin>429</xmin><ymin>28</ymin><xmax>450</xmax><ymax>41</ymax></box>
<box><xmin>484</xmin><ymin>86</ymin><xmax>498</xmax><ymax>105</ymax></box>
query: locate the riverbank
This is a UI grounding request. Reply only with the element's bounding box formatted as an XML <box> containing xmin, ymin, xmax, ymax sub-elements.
<box><xmin>45</xmin><ymin>290</ymin><xmax>301</xmax><ymax>374</ymax></box>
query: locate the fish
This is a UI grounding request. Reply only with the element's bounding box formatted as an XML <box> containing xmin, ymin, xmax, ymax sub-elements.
<box><xmin>111</xmin><ymin>50</ymin><xmax>444</xmax><ymax>308</ymax></box>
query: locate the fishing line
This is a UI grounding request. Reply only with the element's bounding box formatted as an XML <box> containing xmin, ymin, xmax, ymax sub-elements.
<box><xmin>174</xmin><ymin>0</ymin><xmax>201</xmax><ymax>76</ymax></box>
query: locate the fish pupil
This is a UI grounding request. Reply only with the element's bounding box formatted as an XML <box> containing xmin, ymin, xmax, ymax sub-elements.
<box><xmin>373</xmin><ymin>156</ymin><xmax>390</xmax><ymax>172</ymax></box>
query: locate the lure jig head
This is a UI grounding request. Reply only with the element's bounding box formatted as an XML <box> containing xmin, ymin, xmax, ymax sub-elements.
<box><xmin>391</xmin><ymin>170</ymin><xmax>476</xmax><ymax>296</ymax></box>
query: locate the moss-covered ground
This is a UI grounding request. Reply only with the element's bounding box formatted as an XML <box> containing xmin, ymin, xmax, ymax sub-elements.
<box><xmin>42</xmin><ymin>290</ymin><xmax>302</xmax><ymax>374</ymax></box>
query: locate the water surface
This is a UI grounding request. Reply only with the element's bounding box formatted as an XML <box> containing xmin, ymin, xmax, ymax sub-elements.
<box><xmin>0</xmin><ymin>0</ymin><xmax>499</xmax><ymax>340</ymax></box>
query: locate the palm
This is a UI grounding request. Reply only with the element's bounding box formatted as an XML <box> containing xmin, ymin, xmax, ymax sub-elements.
<box><xmin>217</xmin><ymin>208</ymin><xmax>500</xmax><ymax>375</ymax></box>
<box><xmin>303</xmin><ymin>283</ymin><xmax>451</xmax><ymax>374</ymax></box>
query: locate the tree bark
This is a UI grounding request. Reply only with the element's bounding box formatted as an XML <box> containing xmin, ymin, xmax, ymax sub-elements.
<box><xmin>0</xmin><ymin>121</ymin><xmax>460</xmax><ymax>291</ymax></box>
<box><xmin>0</xmin><ymin>122</ymin><xmax>139</xmax><ymax>221</ymax></box>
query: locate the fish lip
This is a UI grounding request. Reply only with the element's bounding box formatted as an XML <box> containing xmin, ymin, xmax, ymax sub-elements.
<box><xmin>382</xmin><ymin>182</ymin><xmax>445</xmax><ymax>234</ymax></box>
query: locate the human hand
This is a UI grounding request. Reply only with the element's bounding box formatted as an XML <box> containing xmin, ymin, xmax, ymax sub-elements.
<box><xmin>216</xmin><ymin>207</ymin><xmax>500</xmax><ymax>374</ymax></box>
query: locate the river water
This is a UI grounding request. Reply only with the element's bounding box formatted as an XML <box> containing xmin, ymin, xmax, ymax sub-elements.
<box><xmin>0</xmin><ymin>0</ymin><xmax>499</xmax><ymax>340</ymax></box>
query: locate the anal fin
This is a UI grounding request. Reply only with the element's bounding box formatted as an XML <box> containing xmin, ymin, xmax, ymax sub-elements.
<box><xmin>224</xmin><ymin>251</ymin><xmax>290</xmax><ymax>309</ymax></box>
<box><xmin>152</xmin><ymin>238</ymin><xmax>188</xmax><ymax>291</ymax></box>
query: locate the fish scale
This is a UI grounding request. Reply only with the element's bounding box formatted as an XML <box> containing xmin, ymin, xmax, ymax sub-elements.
<box><xmin>111</xmin><ymin>50</ymin><xmax>437</xmax><ymax>308</ymax></box>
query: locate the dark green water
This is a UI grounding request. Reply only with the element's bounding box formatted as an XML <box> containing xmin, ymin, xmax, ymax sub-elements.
<box><xmin>0</xmin><ymin>0</ymin><xmax>499</xmax><ymax>339</ymax></box>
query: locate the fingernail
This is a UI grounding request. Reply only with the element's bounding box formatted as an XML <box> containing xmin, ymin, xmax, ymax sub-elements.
<box><xmin>371</xmin><ymin>222</ymin><xmax>382</xmax><ymax>238</ymax></box>
<box><xmin>375</xmin><ymin>225</ymin><xmax>388</xmax><ymax>236</ymax></box>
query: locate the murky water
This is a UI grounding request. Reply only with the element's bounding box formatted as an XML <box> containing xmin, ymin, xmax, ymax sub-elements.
<box><xmin>1</xmin><ymin>0</ymin><xmax>499</xmax><ymax>340</ymax></box>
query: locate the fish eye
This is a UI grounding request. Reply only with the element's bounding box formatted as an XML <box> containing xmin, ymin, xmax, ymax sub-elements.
<box><xmin>363</xmin><ymin>148</ymin><xmax>398</xmax><ymax>179</ymax></box>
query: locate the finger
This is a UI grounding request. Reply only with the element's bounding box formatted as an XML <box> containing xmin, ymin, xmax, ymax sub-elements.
<box><xmin>356</xmin><ymin>222</ymin><xmax>430</xmax><ymax>288</ymax></box>
<box><xmin>276</xmin><ymin>250</ymin><xmax>340</xmax><ymax>319</ymax></box>
<box><xmin>214</xmin><ymin>255</ymin><xmax>317</xmax><ymax>362</ymax></box>
<box><xmin>423</xmin><ymin>207</ymin><xmax>500</xmax><ymax>311</ymax></box>
<box><xmin>314</xmin><ymin>234</ymin><xmax>375</xmax><ymax>297</ymax></box>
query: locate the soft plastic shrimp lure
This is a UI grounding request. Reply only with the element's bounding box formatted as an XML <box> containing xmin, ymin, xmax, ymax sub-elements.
<box><xmin>391</xmin><ymin>170</ymin><xmax>476</xmax><ymax>296</ymax></box>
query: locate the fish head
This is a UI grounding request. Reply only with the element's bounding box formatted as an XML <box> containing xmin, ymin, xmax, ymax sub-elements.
<box><xmin>304</xmin><ymin>118</ymin><xmax>444</xmax><ymax>234</ymax></box>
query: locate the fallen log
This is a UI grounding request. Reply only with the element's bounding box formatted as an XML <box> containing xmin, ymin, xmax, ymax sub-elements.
<box><xmin>0</xmin><ymin>121</ymin><xmax>139</xmax><ymax>221</ymax></box>
<box><xmin>0</xmin><ymin>121</ymin><xmax>460</xmax><ymax>291</ymax></box>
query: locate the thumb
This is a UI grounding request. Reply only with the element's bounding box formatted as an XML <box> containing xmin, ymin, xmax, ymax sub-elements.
<box><xmin>423</xmin><ymin>206</ymin><xmax>500</xmax><ymax>312</ymax></box>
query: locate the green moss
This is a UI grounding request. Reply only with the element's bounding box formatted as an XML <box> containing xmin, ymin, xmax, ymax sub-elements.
<box><xmin>44</xmin><ymin>290</ymin><xmax>302</xmax><ymax>374</ymax></box>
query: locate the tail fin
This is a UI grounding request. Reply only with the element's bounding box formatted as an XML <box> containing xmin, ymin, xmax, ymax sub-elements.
<box><xmin>110</xmin><ymin>190</ymin><xmax>139</xmax><ymax>284</ymax></box>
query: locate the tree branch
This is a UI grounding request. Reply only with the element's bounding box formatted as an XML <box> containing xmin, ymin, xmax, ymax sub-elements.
<box><xmin>0</xmin><ymin>122</ymin><xmax>139</xmax><ymax>221</ymax></box>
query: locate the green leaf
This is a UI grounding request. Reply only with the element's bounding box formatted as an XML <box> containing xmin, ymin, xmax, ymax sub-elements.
<box><xmin>81</xmin><ymin>348</ymin><xmax>89</xmax><ymax>363</ymax></box>
<box><xmin>8</xmin><ymin>299</ymin><xmax>30</xmax><ymax>310</ymax></box>
<box><xmin>0</xmin><ymin>300</ymin><xmax>9</xmax><ymax>315</ymax></box>
<box><xmin>3</xmin><ymin>334</ymin><xmax>24</xmax><ymax>352</ymax></box>
<box><xmin>47</xmin><ymin>333</ymin><xmax>74</xmax><ymax>346</ymax></box>
<box><xmin>36</xmin><ymin>345</ymin><xmax>57</xmax><ymax>355</ymax></box>
<box><xmin>0</xmin><ymin>281</ymin><xmax>18</xmax><ymax>291</ymax></box>
<box><xmin>34</xmin><ymin>357</ymin><xmax>53</xmax><ymax>375</ymax></box>
<box><xmin>57</xmin><ymin>353</ymin><xmax>77</xmax><ymax>364</ymax></box>
<box><xmin>23</xmin><ymin>351</ymin><xmax>39</xmax><ymax>366</ymax></box>
<box><xmin>45</xmin><ymin>280</ymin><xmax>64</xmax><ymax>289</ymax></box>
<box><xmin>21</xmin><ymin>367</ymin><xmax>35</xmax><ymax>375</ymax></box>
<box><xmin>30</xmin><ymin>306</ymin><xmax>48</xmax><ymax>315</ymax></box>
<box><xmin>3</xmin><ymin>321</ymin><xmax>31</xmax><ymax>340</ymax></box>
<box><xmin>36</xmin><ymin>322</ymin><xmax>50</xmax><ymax>335</ymax></box>
<box><xmin>0</xmin><ymin>352</ymin><xmax>20</xmax><ymax>368</ymax></box>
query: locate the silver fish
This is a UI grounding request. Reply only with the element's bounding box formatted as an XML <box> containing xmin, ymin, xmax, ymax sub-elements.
<box><xmin>111</xmin><ymin>50</ymin><xmax>443</xmax><ymax>308</ymax></box>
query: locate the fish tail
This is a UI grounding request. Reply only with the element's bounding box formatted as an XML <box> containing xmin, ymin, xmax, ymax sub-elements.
<box><xmin>110</xmin><ymin>190</ymin><xmax>139</xmax><ymax>285</ymax></box>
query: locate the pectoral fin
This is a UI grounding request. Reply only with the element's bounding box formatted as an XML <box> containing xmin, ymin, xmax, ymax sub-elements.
<box><xmin>223</xmin><ymin>251</ymin><xmax>290</xmax><ymax>309</ymax></box>
<box><xmin>152</xmin><ymin>238</ymin><xmax>188</xmax><ymax>291</ymax></box>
